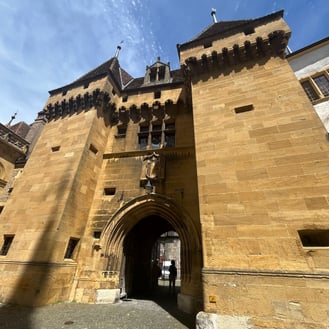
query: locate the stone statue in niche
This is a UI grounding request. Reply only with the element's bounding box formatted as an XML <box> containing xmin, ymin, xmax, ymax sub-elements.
<box><xmin>141</xmin><ymin>152</ymin><xmax>165</xmax><ymax>182</ymax></box>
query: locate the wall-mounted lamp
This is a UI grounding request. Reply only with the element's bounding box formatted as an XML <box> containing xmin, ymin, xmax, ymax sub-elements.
<box><xmin>144</xmin><ymin>179</ymin><xmax>153</xmax><ymax>194</ymax></box>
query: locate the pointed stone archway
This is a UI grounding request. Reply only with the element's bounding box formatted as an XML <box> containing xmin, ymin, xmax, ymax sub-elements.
<box><xmin>100</xmin><ymin>193</ymin><xmax>203</xmax><ymax>313</ymax></box>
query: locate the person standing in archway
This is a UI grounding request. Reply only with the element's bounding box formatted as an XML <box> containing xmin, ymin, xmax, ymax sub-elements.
<box><xmin>168</xmin><ymin>260</ymin><xmax>177</xmax><ymax>295</ymax></box>
<box><xmin>151</xmin><ymin>259</ymin><xmax>162</xmax><ymax>291</ymax></box>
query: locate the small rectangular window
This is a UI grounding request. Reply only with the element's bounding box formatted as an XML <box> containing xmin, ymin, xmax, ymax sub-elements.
<box><xmin>301</xmin><ymin>80</ymin><xmax>320</xmax><ymax>102</ymax></box>
<box><xmin>51</xmin><ymin>146</ymin><xmax>60</xmax><ymax>152</ymax></box>
<box><xmin>204</xmin><ymin>41</ymin><xmax>213</xmax><ymax>49</ymax></box>
<box><xmin>298</xmin><ymin>229</ymin><xmax>329</xmax><ymax>247</ymax></box>
<box><xmin>89</xmin><ymin>144</ymin><xmax>98</xmax><ymax>155</ymax></box>
<box><xmin>122</xmin><ymin>95</ymin><xmax>128</xmax><ymax>102</ymax></box>
<box><xmin>313</xmin><ymin>74</ymin><xmax>329</xmax><ymax>97</ymax></box>
<box><xmin>139</xmin><ymin>135</ymin><xmax>148</xmax><ymax>150</ymax></box>
<box><xmin>152</xmin><ymin>124</ymin><xmax>162</xmax><ymax>131</ymax></box>
<box><xmin>0</xmin><ymin>206</ymin><xmax>3</xmax><ymax>214</ymax></box>
<box><xmin>154</xmin><ymin>91</ymin><xmax>161</xmax><ymax>99</ymax></box>
<box><xmin>93</xmin><ymin>231</ymin><xmax>101</xmax><ymax>239</ymax></box>
<box><xmin>64</xmin><ymin>238</ymin><xmax>79</xmax><ymax>259</ymax></box>
<box><xmin>140</xmin><ymin>125</ymin><xmax>149</xmax><ymax>133</ymax></box>
<box><xmin>0</xmin><ymin>235</ymin><xmax>14</xmax><ymax>256</ymax></box>
<box><xmin>165</xmin><ymin>122</ymin><xmax>175</xmax><ymax>131</ymax></box>
<box><xmin>165</xmin><ymin>133</ymin><xmax>175</xmax><ymax>148</ymax></box>
<box><xmin>151</xmin><ymin>133</ymin><xmax>161</xmax><ymax>149</ymax></box>
<box><xmin>244</xmin><ymin>27</ymin><xmax>255</xmax><ymax>35</ymax></box>
<box><xmin>104</xmin><ymin>187</ymin><xmax>116</xmax><ymax>196</ymax></box>
<box><xmin>117</xmin><ymin>126</ymin><xmax>127</xmax><ymax>137</ymax></box>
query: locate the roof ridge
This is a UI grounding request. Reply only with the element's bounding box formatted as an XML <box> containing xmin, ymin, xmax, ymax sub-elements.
<box><xmin>178</xmin><ymin>10</ymin><xmax>284</xmax><ymax>51</ymax></box>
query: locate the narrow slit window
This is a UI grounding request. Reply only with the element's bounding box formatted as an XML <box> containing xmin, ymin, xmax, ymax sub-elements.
<box><xmin>104</xmin><ymin>187</ymin><xmax>116</xmax><ymax>196</ymax></box>
<box><xmin>150</xmin><ymin>67</ymin><xmax>157</xmax><ymax>82</ymax></box>
<box><xmin>234</xmin><ymin>104</ymin><xmax>254</xmax><ymax>114</ymax></box>
<box><xmin>158</xmin><ymin>66</ymin><xmax>166</xmax><ymax>80</ymax></box>
<box><xmin>0</xmin><ymin>206</ymin><xmax>3</xmax><ymax>214</ymax></box>
<box><xmin>64</xmin><ymin>238</ymin><xmax>79</xmax><ymax>259</ymax></box>
<box><xmin>0</xmin><ymin>235</ymin><xmax>14</xmax><ymax>256</ymax></box>
<box><xmin>298</xmin><ymin>229</ymin><xmax>329</xmax><ymax>247</ymax></box>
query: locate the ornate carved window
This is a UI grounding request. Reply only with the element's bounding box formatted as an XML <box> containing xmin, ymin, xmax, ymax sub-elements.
<box><xmin>138</xmin><ymin>121</ymin><xmax>175</xmax><ymax>150</ymax></box>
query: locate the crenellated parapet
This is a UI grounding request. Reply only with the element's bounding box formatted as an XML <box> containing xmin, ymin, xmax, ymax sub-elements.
<box><xmin>43</xmin><ymin>89</ymin><xmax>111</xmax><ymax>121</ymax></box>
<box><xmin>109</xmin><ymin>98</ymin><xmax>183</xmax><ymax>126</ymax></box>
<box><xmin>184</xmin><ymin>30</ymin><xmax>290</xmax><ymax>75</ymax></box>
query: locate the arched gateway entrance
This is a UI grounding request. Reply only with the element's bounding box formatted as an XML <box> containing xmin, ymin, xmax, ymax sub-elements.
<box><xmin>101</xmin><ymin>193</ymin><xmax>203</xmax><ymax>313</ymax></box>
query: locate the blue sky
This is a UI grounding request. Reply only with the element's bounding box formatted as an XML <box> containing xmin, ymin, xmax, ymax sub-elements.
<box><xmin>0</xmin><ymin>0</ymin><xmax>328</xmax><ymax>124</ymax></box>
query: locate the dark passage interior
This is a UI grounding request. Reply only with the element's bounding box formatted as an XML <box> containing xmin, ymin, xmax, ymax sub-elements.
<box><xmin>123</xmin><ymin>215</ymin><xmax>176</xmax><ymax>298</ymax></box>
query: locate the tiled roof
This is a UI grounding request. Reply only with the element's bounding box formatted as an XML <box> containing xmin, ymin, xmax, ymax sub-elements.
<box><xmin>74</xmin><ymin>58</ymin><xmax>115</xmax><ymax>83</ymax></box>
<box><xmin>9</xmin><ymin>121</ymin><xmax>31</xmax><ymax>139</ymax></box>
<box><xmin>49</xmin><ymin>57</ymin><xmax>134</xmax><ymax>95</ymax></box>
<box><xmin>178</xmin><ymin>10</ymin><xmax>284</xmax><ymax>51</ymax></box>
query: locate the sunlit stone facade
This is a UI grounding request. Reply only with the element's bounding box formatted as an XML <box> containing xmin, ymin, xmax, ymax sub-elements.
<box><xmin>0</xmin><ymin>10</ymin><xmax>328</xmax><ymax>328</ymax></box>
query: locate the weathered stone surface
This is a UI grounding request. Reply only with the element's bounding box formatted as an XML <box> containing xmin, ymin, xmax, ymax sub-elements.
<box><xmin>196</xmin><ymin>312</ymin><xmax>252</xmax><ymax>329</ymax></box>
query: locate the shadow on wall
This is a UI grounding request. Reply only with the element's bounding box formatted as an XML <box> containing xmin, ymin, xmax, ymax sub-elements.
<box><xmin>0</xmin><ymin>163</ymin><xmax>77</xmax><ymax>329</ymax></box>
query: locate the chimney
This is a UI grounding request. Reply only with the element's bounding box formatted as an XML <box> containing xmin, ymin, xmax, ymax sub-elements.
<box><xmin>211</xmin><ymin>8</ymin><xmax>218</xmax><ymax>23</ymax></box>
<box><xmin>114</xmin><ymin>45</ymin><xmax>122</xmax><ymax>58</ymax></box>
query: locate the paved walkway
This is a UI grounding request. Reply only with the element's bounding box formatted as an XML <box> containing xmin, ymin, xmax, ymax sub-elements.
<box><xmin>0</xmin><ymin>284</ymin><xmax>196</xmax><ymax>329</ymax></box>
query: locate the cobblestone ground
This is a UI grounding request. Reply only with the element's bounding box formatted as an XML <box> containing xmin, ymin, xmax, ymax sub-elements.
<box><xmin>0</xmin><ymin>283</ymin><xmax>196</xmax><ymax>329</ymax></box>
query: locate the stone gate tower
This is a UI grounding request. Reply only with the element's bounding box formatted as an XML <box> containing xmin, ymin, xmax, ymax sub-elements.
<box><xmin>1</xmin><ymin>10</ymin><xmax>329</xmax><ymax>328</ymax></box>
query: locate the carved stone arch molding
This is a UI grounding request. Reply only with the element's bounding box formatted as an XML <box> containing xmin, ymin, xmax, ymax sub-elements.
<box><xmin>101</xmin><ymin>194</ymin><xmax>202</xmax><ymax>284</ymax></box>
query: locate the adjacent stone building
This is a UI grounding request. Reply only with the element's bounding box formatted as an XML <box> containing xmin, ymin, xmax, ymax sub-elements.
<box><xmin>1</xmin><ymin>10</ymin><xmax>329</xmax><ymax>328</ymax></box>
<box><xmin>288</xmin><ymin>37</ymin><xmax>329</xmax><ymax>132</ymax></box>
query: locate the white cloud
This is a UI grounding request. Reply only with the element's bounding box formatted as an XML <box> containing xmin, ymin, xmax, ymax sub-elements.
<box><xmin>0</xmin><ymin>0</ymin><xmax>327</xmax><ymax>124</ymax></box>
<box><xmin>0</xmin><ymin>0</ymin><xmax>163</xmax><ymax>123</ymax></box>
